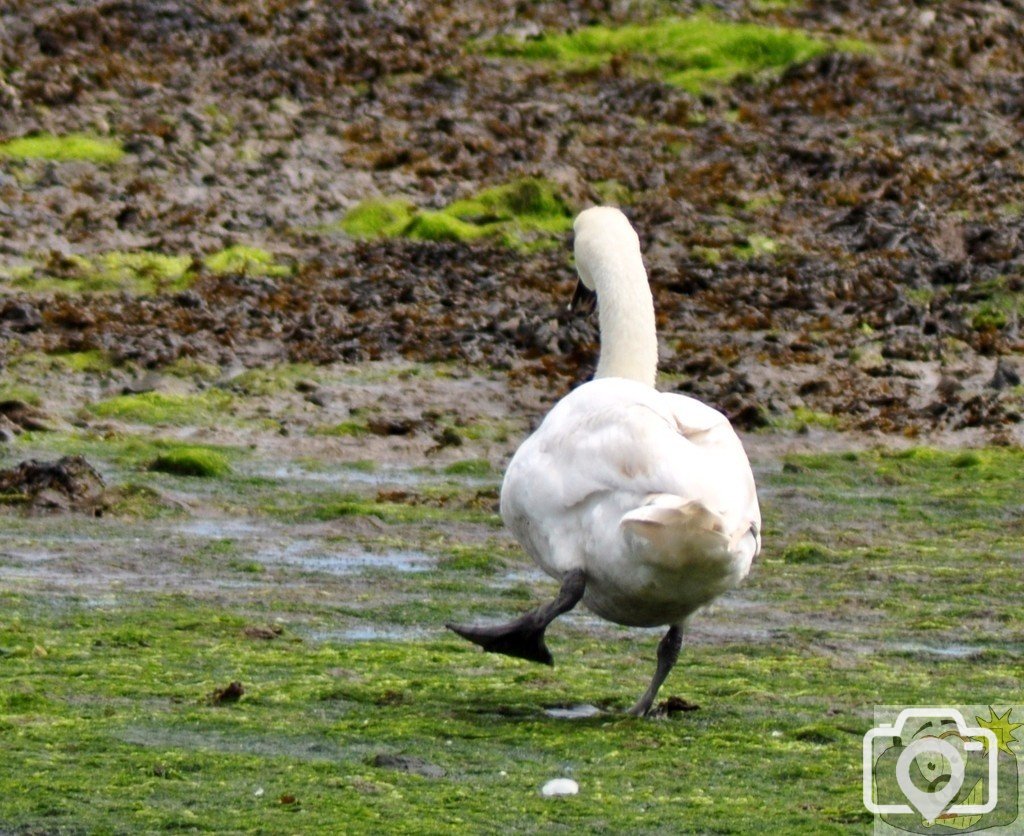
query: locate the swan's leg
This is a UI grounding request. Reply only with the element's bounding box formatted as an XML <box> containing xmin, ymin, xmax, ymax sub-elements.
<box><xmin>627</xmin><ymin>624</ymin><xmax>683</xmax><ymax>717</ymax></box>
<box><xmin>446</xmin><ymin>568</ymin><xmax>586</xmax><ymax>666</ymax></box>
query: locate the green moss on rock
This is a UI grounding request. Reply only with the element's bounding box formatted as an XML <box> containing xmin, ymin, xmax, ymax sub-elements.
<box><xmin>443</xmin><ymin>459</ymin><xmax>493</xmax><ymax>477</ymax></box>
<box><xmin>87</xmin><ymin>391</ymin><xmax>235</xmax><ymax>427</ymax></box>
<box><xmin>204</xmin><ymin>245</ymin><xmax>290</xmax><ymax>277</ymax></box>
<box><xmin>149</xmin><ymin>447</ymin><xmax>231</xmax><ymax>478</ymax></box>
<box><xmin>0</xmin><ymin>132</ymin><xmax>125</xmax><ymax>164</ymax></box>
<box><xmin>484</xmin><ymin>16</ymin><xmax>856</xmax><ymax>93</ymax></box>
<box><xmin>402</xmin><ymin>211</ymin><xmax>490</xmax><ymax>243</ymax></box>
<box><xmin>339</xmin><ymin>178</ymin><xmax>573</xmax><ymax>248</ymax></box>
<box><xmin>340</xmin><ymin>199</ymin><xmax>416</xmax><ymax>239</ymax></box>
<box><xmin>11</xmin><ymin>251</ymin><xmax>194</xmax><ymax>295</ymax></box>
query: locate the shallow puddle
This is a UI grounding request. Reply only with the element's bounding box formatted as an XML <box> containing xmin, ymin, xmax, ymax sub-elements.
<box><xmin>543</xmin><ymin>704</ymin><xmax>603</xmax><ymax>719</ymax></box>
<box><xmin>263</xmin><ymin>539</ymin><xmax>434</xmax><ymax>575</ymax></box>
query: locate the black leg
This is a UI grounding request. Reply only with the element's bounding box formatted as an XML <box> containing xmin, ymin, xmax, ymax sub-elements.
<box><xmin>627</xmin><ymin>624</ymin><xmax>683</xmax><ymax>717</ymax></box>
<box><xmin>446</xmin><ymin>569</ymin><xmax>586</xmax><ymax>666</ymax></box>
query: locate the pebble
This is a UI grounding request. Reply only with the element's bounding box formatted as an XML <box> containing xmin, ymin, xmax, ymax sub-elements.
<box><xmin>541</xmin><ymin>778</ymin><xmax>579</xmax><ymax>797</ymax></box>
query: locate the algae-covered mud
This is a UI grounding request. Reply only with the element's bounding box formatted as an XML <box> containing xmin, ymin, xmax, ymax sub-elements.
<box><xmin>2</xmin><ymin>434</ymin><xmax>1022</xmax><ymax>832</ymax></box>
<box><xmin>1</xmin><ymin>0</ymin><xmax>1023</xmax><ymax>832</ymax></box>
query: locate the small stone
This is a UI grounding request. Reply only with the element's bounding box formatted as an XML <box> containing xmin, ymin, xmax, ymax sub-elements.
<box><xmin>989</xmin><ymin>359</ymin><xmax>1021</xmax><ymax>391</ymax></box>
<box><xmin>0</xmin><ymin>301</ymin><xmax>43</xmax><ymax>333</ymax></box>
<box><xmin>541</xmin><ymin>778</ymin><xmax>579</xmax><ymax>797</ymax></box>
<box><xmin>210</xmin><ymin>681</ymin><xmax>244</xmax><ymax>704</ymax></box>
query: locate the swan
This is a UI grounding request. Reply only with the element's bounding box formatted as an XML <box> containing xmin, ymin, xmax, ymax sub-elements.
<box><xmin>447</xmin><ymin>206</ymin><xmax>761</xmax><ymax>716</ymax></box>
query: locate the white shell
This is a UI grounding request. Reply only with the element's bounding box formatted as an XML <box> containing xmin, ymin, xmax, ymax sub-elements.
<box><xmin>541</xmin><ymin>778</ymin><xmax>579</xmax><ymax>797</ymax></box>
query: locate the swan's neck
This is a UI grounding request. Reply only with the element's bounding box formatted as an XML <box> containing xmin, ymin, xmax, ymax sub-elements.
<box><xmin>594</xmin><ymin>253</ymin><xmax>658</xmax><ymax>388</ymax></box>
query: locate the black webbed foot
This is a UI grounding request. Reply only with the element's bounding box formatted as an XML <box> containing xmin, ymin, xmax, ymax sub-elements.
<box><xmin>446</xmin><ymin>617</ymin><xmax>554</xmax><ymax>665</ymax></box>
<box><xmin>446</xmin><ymin>568</ymin><xmax>586</xmax><ymax>667</ymax></box>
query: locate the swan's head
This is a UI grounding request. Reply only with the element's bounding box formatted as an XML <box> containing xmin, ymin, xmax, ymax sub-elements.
<box><xmin>572</xmin><ymin>206</ymin><xmax>641</xmax><ymax>291</ymax></box>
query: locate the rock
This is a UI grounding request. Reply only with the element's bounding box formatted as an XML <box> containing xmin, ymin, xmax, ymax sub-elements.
<box><xmin>367</xmin><ymin>417</ymin><xmax>421</xmax><ymax>436</ymax></box>
<box><xmin>988</xmin><ymin>359</ymin><xmax>1021</xmax><ymax>390</ymax></box>
<box><xmin>0</xmin><ymin>301</ymin><xmax>43</xmax><ymax>333</ymax></box>
<box><xmin>0</xmin><ymin>455</ymin><xmax>106</xmax><ymax>512</ymax></box>
<box><xmin>0</xmin><ymin>400</ymin><xmax>59</xmax><ymax>432</ymax></box>
<box><xmin>659</xmin><ymin>696</ymin><xmax>701</xmax><ymax>715</ymax></box>
<box><xmin>210</xmin><ymin>681</ymin><xmax>245</xmax><ymax>704</ymax></box>
<box><xmin>121</xmin><ymin>372</ymin><xmax>165</xmax><ymax>395</ymax></box>
<box><xmin>0</xmin><ymin>417</ymin><xmax>18</xmax><ymax>443</ymax></box>
<box><xmin>965</xmin><ymin>225</ymin><xmax>1019</xmax><ymax>263</ymax></box>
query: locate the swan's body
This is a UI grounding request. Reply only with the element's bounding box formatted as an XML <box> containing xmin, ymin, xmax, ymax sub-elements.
<box><xmin>448</xmin><ymin>206</ymin><xmax>761</xmax><ymax>715</ymax></box>
<box><xmin>501</xmin><ymin>377</ymin><xmax>759</xmax><ymax>628</ymax></box>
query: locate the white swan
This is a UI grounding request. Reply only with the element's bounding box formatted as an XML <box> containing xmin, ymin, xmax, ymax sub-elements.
<box><xmin>448</xmin><ymin>206</ymin><xmax>761</xmax><ymax>716</ymax></box>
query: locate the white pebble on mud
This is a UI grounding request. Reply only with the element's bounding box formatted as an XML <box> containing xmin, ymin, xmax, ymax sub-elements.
<box><xmin>541</xmin><ymin>778</ymin><xmax>579</xmax><ymax>797</ymax></box>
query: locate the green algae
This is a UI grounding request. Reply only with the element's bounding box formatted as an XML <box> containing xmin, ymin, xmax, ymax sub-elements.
<box><xmin>10</xmin><ymin>251</ymin><xmax>194</xmax><ymax>295</ymax></box>
<box><xmin>4</xmin><ymin>244</ymin><xmax>290</xmax><ymax>297</ymax></box>
<box><xmin>86</xmin><ymin>391</ymin><xmax>235</xmax><ymax>427</ymax></box>
<box><xmin>0</xmin><ymin>445</ymin><xmax>1021</xmax><ymax>832</ymax></box>
<box><xmin>149</xmin><ymin>447</ymin><xmax>232</xmax><ymax>478</ymax></box>
<box><xmin>203</xmin><ymin>245</ymin><xmax>291</xmax><ymax>277</ymax></box>
<box><xmin>47</xmin><ymin>350</ymin><xmax>114</xmax><ymax>374</ymax></box>
<box><xmin>442</xmin><ymin>458</ymin><xmax>493</xmax><ymax>478</ymax></box>
<box><xmin>770</xmin><ymin>406</ymin><xmax>843</xmax><ymax>432</ymax></box>
<box><xmin>0</xmin><ymin>384</ymin><xmax>42</xmax><ymax>405</ymax></box>
<box><xmin>340</xmin><ymin>198</ymin><xmax>416</xmax><ymax>239</ymax></box>
<box><xmin>483</xmin><ymin>16</ymin><xmax>857</xmax><ymax>93</ymax></box>
<box><xmin>14</xmin><ymin>431</ymin><xmax>240</xmax><ymax>472</ymax></box>
<box><xmin>735</xmin><ymin>232</ymin><xmax>780</xmax><ymax>259</ymax></box>
<box><xmin>315</xmin><ymin>419</ymin><xmax>371</xmax><ymax>438</ymax></box>
<box><xmin>0</xmin><ymin>596</ymin><xmax>1016</xmax><ymax>833</ymax></box>
<box><xmin>264</xmin><ymin>489</ymin><xmax>501</xmax><ymax>526</ymax></box>
<box><xmin>225</xmin><ymin>363</ymin><xmax>320</xmax><ymax>397</ymax></box>
<box><xmin>340</xmin><ymin>178</ymin><xmax>573</xmax><ymax>248</ymax></box>
<box><xmin>0</xmin><ymin>132</ymin><xmax>125</xmax><ymax>164</ymax></box>
<box><xmin>401</xmin><ymin>210</ymin><xmax>491</xmax><ymax>243</ymax></box>
<box><xmin>163</xmin><ymin>357</ymin><xmax>223</xmax><ymax>382</ymax></box>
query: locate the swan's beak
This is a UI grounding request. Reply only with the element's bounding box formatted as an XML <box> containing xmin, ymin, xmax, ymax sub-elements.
<box><xmin>570</xmin><ymin>279</ymin><xmax>597</xmax><ymax>314</ymax></box>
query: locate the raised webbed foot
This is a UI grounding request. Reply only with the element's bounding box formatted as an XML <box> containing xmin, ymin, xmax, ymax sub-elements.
<box><xmin>446</xmin><ymin>568</ymin><xmax>586</xmax><ymax>668</ymax></box>
<box><xmin>446</xmin><ymin>617</ymin><xmax>554</xmax><ymax>665</ymax></box>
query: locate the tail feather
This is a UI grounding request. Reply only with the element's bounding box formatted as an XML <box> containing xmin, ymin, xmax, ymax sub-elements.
<box><xmin>620</xmin><ymin>495</ymin><xmax>732</xmax><ymax>566</ymax></box>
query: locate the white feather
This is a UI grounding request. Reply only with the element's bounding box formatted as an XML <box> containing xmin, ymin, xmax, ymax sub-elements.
<box><xmin>499</xmin><ymin>206</ymin><xmax>761</xmax><ymax>629</ymax></box>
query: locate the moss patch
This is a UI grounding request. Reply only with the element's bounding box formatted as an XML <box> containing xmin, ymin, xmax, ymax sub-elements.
<box><xmin>47</xmin><ymin>350</ymin><xmax>115</xmax><ymax>374</ymax></box>
<box><xmin>225</xmin><ymin>363</ymin><xmax>320</xmax><ymax>397</ymax></box>
<box><xmin>0</xmin><ymin>132</ymin><xmax>125</xmax><ymax>164</ymax></box>
<box><xmin>402</xmin><ymin>210</ymin><xmax>490</xmax><ymax>243</ymax></box>
<box><xmin>315</xmin><ymin>419</ymin><xmax>371</xmax><ymax>438</ymax></box>
<box><xmin>149</xmin><ymin>447</ymin><xmax>232</xmax><ymax>478</ymax></box>
<box><xmin>339</xmin><ymin>199</ymin><xmax>416</xmax><ymax>239</ymax></box>
<box><xmin>771</xmin><ymin>406</ymin><xmax>843</xmax><ymax>432</ymax></box>
<box><xmin>203</xmin><ymin>245</ymin><xmax>290</xmax><ymax>277</ymax></box>
<box><xmin>484</xmin><ymin>16</ymin><xmax>856</xmax><ymax>93</ymax></box>
<box><xmin>340</xmin><ymin>178</ymin><xmax>573</xmax><ymax>248</ymax></box>
<box><xmin>10</xmin><ymin>251</ymin><xmax>194</xmax><ymax>295</ymax></box>
<box><xmin>86</xmin><ymin>391</ymin><xmax>235</xmax><ymax>427</ymax></box>
<box><xmin>442</xmin><ymin>459</ymin><xmax>493</xmax><ymax>478</ymax></box>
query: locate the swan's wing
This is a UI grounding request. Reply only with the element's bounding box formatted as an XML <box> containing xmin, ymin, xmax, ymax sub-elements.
<box><xmin>655</xmin><ymin>390</ymin><xmax>761</xmax><ymax>533</ymax></box>
<box><xmin>500</xmin><ymin>379</ymin><xmax>761</xmax><ymax>570</ymax></box>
